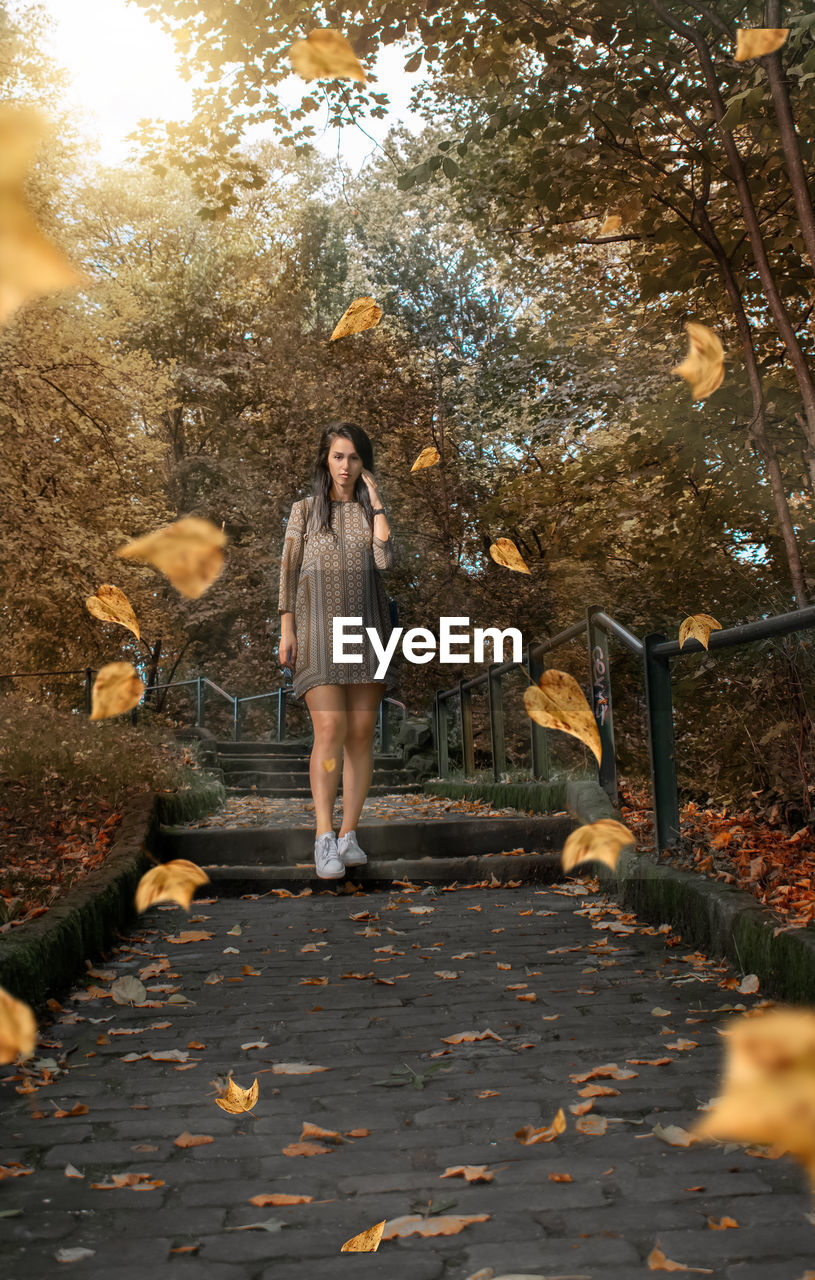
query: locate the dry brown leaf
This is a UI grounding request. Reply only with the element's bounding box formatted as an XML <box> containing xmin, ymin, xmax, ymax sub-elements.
<box><xmin>85</xmin><ymin>584</ymin><xmax>140</xmax><ymax>642</ymax></box>
<box><xmin>440</xmin><ymin>1165</ymin><xmax>495</xmax><ymax>1182</ymax></box>
<box><xmin>89</xmin><ymin>662</ymin><xmax>145</xmax><ymax>720</ymax></box>
<box><xmin>0</xmin><ymin>985</ymin><xmax>37</xmax><ymax>1064</ymax></box>
<box><xmin>135</xmin><ymin>860</ymin><xmax>211</xmax><ymax>913</ymax></box>
<box><xmin>576</xmin><ymin>1115</ymin><xmax>608</xmax><ymax>1135</ymax></box>
<box><xmin>340</xmin><ymin>1218</ymin><xmax>386</xmax><ymax>1252</ymax></box>
<box><xmin>214</xmin><ymin>1077</ymin><xmax>259</xmax><ymax>1114</ymax></box>
<box><xmin>738</xmin><ymin>974</ymin><xmax>760</xmax><ymax>994</ymax></box>
<box><xmin>52</xmin><ymin>1102</ymin><xmax>88</xmax><ymax>1118</ymax></box>
<box><xmin>489</xmin><ymin>537</ymin><xmax>531</xmax><ymax>574</ymax></box>
<box><xmin>288</xmin><ymin>28</ymin><xmax>367</xmax><ymax>81</ymax></box>
<box><xmin>515</xmin><ymin>1108</ymin><xmax>566</xmax><ymax>1144</ymax></box>
<box><xmin>579</xmin><ymin>1084</ymin><xmax>620</xmax><ymax>1097</ymax></box>
<box><xmin>523</xmin><ymin>669</ymin><xmax>602</xmax><ymax>767</ymax></box>
<box><xmin>329</xmin><ymin>296</ymin><xmax>382</xmax><ymax>341</ymax></box>
<box><xmin>282</xmin><ymin>1141</ymin><xmax>333</xmax><ymax>1156</ymax></box>
<box><xmin>271</xmin><ymin>1062</ymin><xmax>330</xmax><ymax>1074</ymax></box>
<box><xmin>165</xmin><ymin>930</ymin><xmax>213</xmax><ymax>944</ymax></box>
<box><xmin>249</xmin><ymin>1193</ymin><xmax>313</xmax><ymax>1205</ymax></box>
<box><xmin>0</xmin><ymin>1163</ymin><xmax>34</xmax><ymax>1179</ymax></box>
<box><xmin>381</xmin><ymin>1213</ymin><xmax>490</xmax><ymax>1238</ymax></box>
<box><xmin>173</xmin><ymin>1132</ymin><xmax>213</xmax><ymax>1148</ymax></box>
<box><xmin>570</xmin><ymin>1062</ymin><xmax>637</xmax><ymax>1082</ymax></box>
<box><xmin>673</xmin><ymin>322</ymin><xmax>724</xmax><ymax>399</ymax></box>
<box><xmin>734</xmin><ymin>27</ymin><xmax>789</xmax><ymax>60</ymax></box>
<box><xmin>0</xmin><ymin>106</ymin><xmax>83</xmax><ymax>324</ymax></box>
<box><xmin>653</xmin><ymin>1124</ymin><xmax>696</xmax><ymax>1147</ymax></box>
<box><xmin>561</xmin><ymin>818</ymin><xmax>635</xmax><ymax>873</ymax></box>
<box><xmin>300</xmin><ymin>1122</ymin><xmax>344</xmax><ymax>1144</ymax></box>
<box><xmin>90</xmin><ymin>1172</ymin><xmax>165</xmax><ymax>1190</ymax></box>
<box><xmin>648</xmin><ymin>1241</ymin><xmax>713</xmax><ymax>1272</ymax></box>
<box><xmin>116</xmin><ymin>516</ymin><xmax>226</xmax><ymax>598</ymax></box>
<box><xmin>435</xmin><ymin>971</ymin><xmax>459</xmax><ymax>980</ymax></box>
<box><xmin>321</xmin><ymin>757</ymin><xmax>336</xmax><ymax>772</ymax></box>
<box><xmin>600</xmin><ymin>214</ymin><xmax>622</xmax><ymax>233</ymax></box>
<box><xmin>411</xmin><ymin>446</ymin><xmax>440</xmax><ymax>472</ymax></box>
<box><xmin>678</xmin><ymin>613</ymin><xmax>722</xmax><ymax>652</ymax></box>
<box><xmin>708</xmin><ymin>1216</ymin><xmax>738</xmax><ymax>1229</ymax></box>
<box><xmin>569</xmin><ymin>1100</ymin><xmax>594</xmax><ymax>1116</ymax></box>
<box><xmin>441</xmin><ymin>1029</ymin><xmax>503</xmax><ymax>1044</ymax></box>
<box><xmin>549</xmin><ymin>1172</ymin><xmax>573</xmax><ymax>1182</ymax></box>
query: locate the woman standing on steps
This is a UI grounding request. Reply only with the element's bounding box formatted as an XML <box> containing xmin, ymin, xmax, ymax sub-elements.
<box><xmin>277</xmin><ymin>421</ymin><xmax>399</xmax><ymax>880</ymax></box>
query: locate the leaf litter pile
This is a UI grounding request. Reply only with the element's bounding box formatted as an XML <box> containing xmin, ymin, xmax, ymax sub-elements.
<box><xmin>3</xmin><ymin>865</ymin><xmax>815</xmax><ymax>1271</ymax></box>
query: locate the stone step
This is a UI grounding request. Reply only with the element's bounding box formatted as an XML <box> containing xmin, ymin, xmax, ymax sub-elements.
<box><xmin>216</xmin><ymin>752</ymin><xmax>404</xmax><ymax>771</ymax></box>
<box><xmin>223</xmin><ymin>783</ymin><xmax>425</xmax><ymax>798</ymax></box>
<box><xmin>217</xmin><ymin>769</ymin><xmax>413</xmax><ymax>790</ymax></box>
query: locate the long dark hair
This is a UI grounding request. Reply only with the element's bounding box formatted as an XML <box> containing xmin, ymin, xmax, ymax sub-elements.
<box><xmin>308</xmin><ymin>421</ymin><xmax>377</xmax><ymax>540</ymax></box>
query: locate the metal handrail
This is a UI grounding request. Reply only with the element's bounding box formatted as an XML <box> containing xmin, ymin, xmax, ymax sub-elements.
<box><xmin>433</xmin><ymin>603</ymin><xmax>815</xmax><ymax>855</ymax></box>
<box><xmin>0</xmin><ymin>664</ymin><xmax>406</xmax><ymax>752</ymax></box>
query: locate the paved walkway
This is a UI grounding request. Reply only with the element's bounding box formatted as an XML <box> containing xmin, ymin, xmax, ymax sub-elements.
<box><xmin>2</xmin><ymin>875</ymin><xmax>814</xmax><ymax>1279</ymax></box>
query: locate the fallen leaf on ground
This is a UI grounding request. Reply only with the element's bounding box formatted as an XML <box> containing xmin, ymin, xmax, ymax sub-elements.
<box><xmin>515</xmin><ymin>1109</ymin><xmax>566</xmax><ymax>1144</ymax></box>
<box><xmin>381</xmin><ymin>1213</ymin><xmax>490</xmax><ymax>1238</ymax></box>
<box><xmin>340</xmin><ymin>1219</ymin><xmax>385</xmax><ymax>1251</ymax></box>
<box><xmin>250</xmin><ymin>1193</ymin><xmax>313</xmax><ymax>1205</ymax></box>
<box><xmin>576</xmin><ymin>1115</ymin><xmax>608</xmax><ymax>1135</ymax></box>
<box><xmin>440</xmin><ymin>1165</ymin><xmax>494</xmax><ymax>1182</ymax></box>
<box><xmin>708</xmin><ymin>1216</ymin><xmax>738</xmax><ymax>1229</ymax></box>
<box><xmin>648</xmin><ymin>1241</ymin><xmax>713</xmax><ymax>1271</ymax></box>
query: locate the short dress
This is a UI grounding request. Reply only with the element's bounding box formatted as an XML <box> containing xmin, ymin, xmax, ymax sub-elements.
<box><xmin>277</xmin><ymin>496</ymin><xmax>399</xmax><ymax>701</ymax></box>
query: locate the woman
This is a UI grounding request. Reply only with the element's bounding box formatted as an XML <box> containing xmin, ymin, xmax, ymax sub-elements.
<box><xmin>277</xmin><ymin>421</ymin><xmax>399</xmax><ymax>880</ymax></box>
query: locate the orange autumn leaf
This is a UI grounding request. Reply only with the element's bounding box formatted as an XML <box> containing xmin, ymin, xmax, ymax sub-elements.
<box><xmin>135</xmin><ymin>860</ymin><xmax>211</xmax><ymax>913</ymax></box>
<box><xmin>441</xmin><ymin>1029</ymin><xmax>503</xmax><ymax>1044</ymax></box>
<box><xmin>165</xmin><ymin>930</ymin><xmax>214</xmax><ymax>944</ymax></box>
<box><xmin>90</xmin><ymin>1172</ymin><xmax>165</xmax><ymax>1190</ymax></box>
<box><xmin>411</xmin><ymin>445</ymin><xmax>440</xmax><ymax>472</ymax></box>
<box><xmin>569</xmin><ymin>1100</ymin><xmax>594</xmax><ymax>1116</ymax></box>
<box><xmin>678</xmin><ymin>613</ymin><xmax>722</xmax><ymax>653</ymax></box>
<box><xmin>579</xmin><ymin>1084</ymin><xmax>620</xmax><ymax>1097</ymax></box>
<box><xmin>52</xmin><ymin>1102</ymin><xmax>88</xmax><ymax>1118</ymax></box>
<box><xmin>561</xmin><ymin>818</ymin><xmax>635</xmax><ymax>873</ymax></box>
<box><xmin>489</xmin><ymin>537</ymin><xmax>531</xmax><ymax>574</ymax></box>
<box><xmin>524</xmin><ymin>669</ymin><xmax>602</xmax><ymax>767</ymax></box>
<box><xmin>330</xmin><ymin>295</ymin><xmax>382</xmax><ymax>340</ymax></box>
<box><xmin>381</xmin><ymin>1213</ymin><xmax>490</xmax><ymax>1238</ymax></box>
<box><xmin>440</xmin><ymin>1165</ymin><xmax>495</xmax><ymax>1182</ymax></box>
<box><xmin>340</xmin><ymin>1219</ymin><xmax>386</xmax><ymax>1252</ymax></box>
<box><xmin>116</xmin><ymin>516</ymin><xmax>226</xmax><ymax>599</ymax></box>
<box><xmin>214</xmin><ymin>1077</ymin><xmax>258</xmax><ymax>1114</ymax></box>
<box><xmin>249</xmin><ymin>1192</ymin><xmax>313</xmax><ymax>1205</ymax></box>
<box><xmin>570</xmin><ymin>1063</ymin><xmax>637</xmax><ymax>1082</ymax></box>
<box><xmin>282</xmin><ymin>1142</ymin><xmax>333</xmax><ymax>1156</ymax></box>
<box><xmin>173</xmin><ymin>1132</ymin><xmax>213</xmax><ymax>1148</ymax></box>
<box><xmin>708</xmin><ymin>1216</ymin><xmax>738</xmax><ymax>1229</ymax></box>
<box><xmin>85</xmin><ymin>584</ymin><xmax>140</xmax><ymax>642</ymax></box>
<box><xmin>549</xmin><ymin>1172</ymin><xmax>573</xmax><ymax>1182</ymax></box>
<box><xmin>515</xmin><ymin>1108</ymin><xmax>566</xmax><ymax>1145</ymax></box>
<box><xmin>647</xmin><ymin>1241</ymin><xmax>713</xmax><ymax>1272</ymax></box>
<box><xmin>576</xmin><ymin>1115</ymin><xmax>608</xmax><ymax>1135</ymax></box>
<box><xmin>476</xmin><ymin>1089</ymin><xmax>501</xmax><ymax>1098</ymax></box>
<box><xmin>300</xmin><ymin>1122</ymin><xmax>344</xmax><ymax>1144</ymax></box>
<box><xmin>345</xmin><ymin>1127</ymin><xmax>369</xmax><ymax>1137</ymax></box>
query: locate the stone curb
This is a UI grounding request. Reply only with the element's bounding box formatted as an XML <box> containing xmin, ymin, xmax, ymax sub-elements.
<box><xmin>0</xmin><ymin>777</ymin><xmax>225</xmax><ymax>1017</ymax></box>
<box><xmin>424</xmin><ymin>775</ymin><xmax>815</xmax><ymax>1004</ymax></box>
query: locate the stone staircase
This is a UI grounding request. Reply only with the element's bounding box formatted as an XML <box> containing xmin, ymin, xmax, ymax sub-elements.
<box><xmin>155</xmin><ymin>731</ymin><xmax>577</xmax><ymax>893</ymax></box>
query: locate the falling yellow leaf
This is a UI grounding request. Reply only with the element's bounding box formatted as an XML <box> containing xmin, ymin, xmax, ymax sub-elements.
<box><xmin>89</xmin><ymin>662</ymin><xmax>145</xmax><ymax>720</ymax></box>
<box><xmin>561</xmin><ymin>818</ymin><xmax>635</xmax><ymax>873</ymax></box>
<box><xmin>440</xmin><ymin>1165</ymin><xmax>495</xmax><ymax>1182</ymax></box>
<box><xmin>135</xmin><ymin>860</ymin><xmax>211</xmax><ymax>913</ymax></box>
<box><xmin>0</xmin><ymin>985</ymin><xmax>37</xmax><ymax>1064</ymax></box>
<box><xmin>648</xmin><ymin>1241</ymin><xmax>713</xmax><ymax>1272</ymax></box>
<box><xmin>214</xmin><ymin>1077</ymin><xmax>259</xmax><ymax>1114</ymax></box>
<box><xmin>489</xmin><ymin>537</ymin><xmax>531</xmax><ymax>574</ymax></box>
<box><xmin>329</xmin><ymin>296</ymin><xmax>382</xmax><ymax>341</ymax></box>
<box><xmin>672</xmin><ymin>322</ymin><xmax>724</xmax><ymax>399</ymax></box>
<box><xmin>116</xmin><ymin>516</ymin><xmax>226</xmax><ymax>599</ymax></box>
<box><xmin>381</xmin><ymin>1213</ymin><xmax>490</xmax><ymax>1238</ymax></box>
<box><xmin>410</xmin><ymin>446</ymin><xmax>440</xmax><ymax>472</ymax></box>
<box><xmin>85</xmin><ymin>584</ymin><xmax>141</xmax><ymax>642</ymax></box>
<box><xmin>523</xmin><ymin>669</ymin><xmax>602</xmax><ymax>767</ymax></box>
<box><xmin>340</xmin><ymin>1218</ymin><xmax>386</xmax><ymax>1251</ymax></box>
<box><xmin>600</xmin><ymin>214</ymin><xmax>622</xmax><ymax>234</ymax></box>
<box><xmin>0</xmin><ymin>106</ymin><xmax>83</xmax><ymax>324</ymax></box>
<box><xmin>515</xmin><ymin>1108</ymin><xmax>566</xmax><ymax>1144</ymax></box>
<box><xmin>321</xmin><ymin>757</ymin><xmax>336</xmax><ymax>772</ymax></box>
<box><xmin>288</xmin><ymin>28</ymin><xmax>367</xmax><ymax>81</ymax></box>
<box><xmin>173</xmin><ymin>1133</ymin><xmax>213</xmax><ymax>1148</ymax></box>
<box><xmin>734</xmin><ymin>27</ymin><xmax>789</xmax><ymax>60</ymax></box>
<box><xmin>678</xmin><ymin>613</ymin><xmax>722</xmax><ymax>652</ymax></box>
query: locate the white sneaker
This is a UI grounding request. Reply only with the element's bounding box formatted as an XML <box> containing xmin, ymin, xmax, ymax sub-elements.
<box><xmin>337</xmin><ymin>830</ymin><xmax>367</xmax><ymax>866</ymax></box>
<box><xmin>313</xmin><ymin>832</ymin><xmax>345</xmax><ymax>879</ymax></box>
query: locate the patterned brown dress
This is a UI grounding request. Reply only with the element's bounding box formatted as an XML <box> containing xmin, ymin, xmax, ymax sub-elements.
<box><xmin>277</xmin><ymin>496</ymin><xmax>399</xmax><ymax>701</ymax></box>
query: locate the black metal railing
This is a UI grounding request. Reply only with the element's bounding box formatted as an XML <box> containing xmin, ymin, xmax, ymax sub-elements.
<box><xmin>0</xmin><ymin>666</ymin><xmax>406</xmax><ymax>752</ymax></box>
<box><xmin>432</xmin><ymin>602</ymin><xmax>815</xmax><ymax>855</ymax></box>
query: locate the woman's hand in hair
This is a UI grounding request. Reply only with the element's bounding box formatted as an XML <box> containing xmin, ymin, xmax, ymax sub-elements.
<box><xmin>360</xmin><ymin>468</ymin><xmax>380</xmax><ymax>506</ymax></box>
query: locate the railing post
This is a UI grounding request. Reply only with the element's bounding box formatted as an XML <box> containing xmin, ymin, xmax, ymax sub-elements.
<box><xmin>487</xmin><ymin>663</ymin><xmax>507</xmax><ymax>781</ymax></box>
<box><xmin>435</xmin><ymin>691</ymin><xmax>449</xmax><ymax>779</ymax></box>
<box><xmin>234</xmin><ymin>696</ymin><xmax>239</xmax><ymax>743</ymax></box>
<box><xmin>527</xmin><ymin>642</ymin><xmax>551</xmax><ymax>781</ymax></box>
<box><xmin>459</xmin><ymin>678</ymin><xmax>474</xmax><ymax>778</ymax></box>
<box><xmin>643</xmin><ymin>632</ymin><xmax>681</xmax><ymax>853</ymax></box>
<box><xmin>587</xmin><ymin>606</ymin><xmax>618</xmax><ymax>806</ymax></box>
<box><xmin>277</xmin><ymin>688</ymin><xmax>286</xmax><ymax>741</ymax></box>
<box><xmin>196</xmin><ymin>676</ymin><xmax>203</xmax><ymax>728</ymax></box>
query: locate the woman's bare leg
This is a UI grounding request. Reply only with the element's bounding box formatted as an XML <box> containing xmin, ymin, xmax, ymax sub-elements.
<box><xmin>304</xmin><ymin>685</ymin><xmax>346</xmax><ymax>835</ymax></box>
<box><xmin>339</xmin><ymin>683</ymin><xmax>385</xmax><ymax>838</ymax></box>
